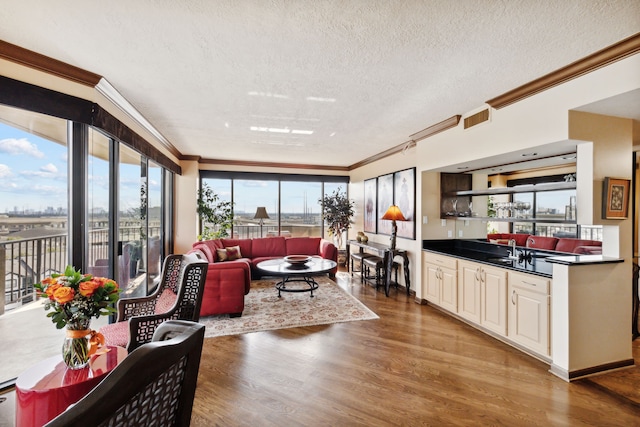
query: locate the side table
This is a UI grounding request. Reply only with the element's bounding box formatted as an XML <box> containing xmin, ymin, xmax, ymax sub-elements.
<box><xmin>15</xmin><ymin>346</ymin><xmax>127</xmax><ymax>427</ymax></box>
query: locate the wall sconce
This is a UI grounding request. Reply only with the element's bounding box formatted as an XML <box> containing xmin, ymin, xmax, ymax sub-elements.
<box><xmin>381</xmin><ymin>205</ymin><xmax>406</xmax><ymax>250</ymax></box>
<box><xmin>254</xmin><ymin>207</ymin><xmax>270</xmax><ymax>238</ymax></box>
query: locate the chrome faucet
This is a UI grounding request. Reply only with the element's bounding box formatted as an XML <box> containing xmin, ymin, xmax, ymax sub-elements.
<box><xmin>507</xmin><ymin>239</ymin><xmax>519</xmax><ymax>259</ymax></box>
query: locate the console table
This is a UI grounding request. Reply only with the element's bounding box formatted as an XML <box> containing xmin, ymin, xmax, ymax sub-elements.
<box><xmin>346</xmin><ymin>240</ymin><xmax>410</xmax><ymax>297</ymax></box>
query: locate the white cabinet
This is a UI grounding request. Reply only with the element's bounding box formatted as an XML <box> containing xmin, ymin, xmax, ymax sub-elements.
<box><xmin>458</xmin><ymin>260</ymin><xmax>507</xmax><ymax>334</ymax></box>
<box><xmin>508</xmin><ymin>271</ymin><xmax>550</xmax><ymax>357</ymax></box>
<box><xmin>422</xmin><ymin>252</ymin><xmax>457</xmax><ymax>313</ymax></box>
<box><xmin>458</xmin><ymin>261</ymin><xmax>481</xmax><ymax>323</ymax></box>
<box><xmin>480</xmin><ymin>265</ymin><xmax>508</xmax><ymax>336</ymax></box>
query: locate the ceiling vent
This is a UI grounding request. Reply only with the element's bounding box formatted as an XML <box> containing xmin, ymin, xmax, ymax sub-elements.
<box><xmin>463</xmin><ymin>108</ymin><xmax>490</xmax><ymax>129</ymax></box>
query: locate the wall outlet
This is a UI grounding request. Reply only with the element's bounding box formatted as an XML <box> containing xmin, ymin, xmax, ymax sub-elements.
<box><xmin>441</xmin><ymin>219</ymin><xmax>447</xmax><ymax>227</ymax></box>
<box><xmin>447</xmin><ymin>230</ymin><xmax>452</xmax><ymax>238</ymax></box>
<box><xmin>423</xmin><ymin>216</ymin><xmax>428</xmax><ymax>224</ymax></box>
<box><xmin>458</xmin><ymin>230</ymin><xmax>463</xmax><ymax>237</ymax></box>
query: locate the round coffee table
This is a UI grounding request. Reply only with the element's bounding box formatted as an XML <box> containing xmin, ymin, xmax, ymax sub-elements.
<box><xmin>256</xmin><ymin>256</ymin><xmax>337</xmax><ymax>297</ymax></box>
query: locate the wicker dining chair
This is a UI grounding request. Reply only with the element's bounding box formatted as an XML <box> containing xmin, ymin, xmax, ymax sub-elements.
<box><xmin>100</xmin><ymin>253</ymin><xmax>208</xmax><ymax>352</ymax></box>
<box><xmin>45</xmin><ymin>320</ymin><xmax>205</xmax><ymax>427</ymax></box>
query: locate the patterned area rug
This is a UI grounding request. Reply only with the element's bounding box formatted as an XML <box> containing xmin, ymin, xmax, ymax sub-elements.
<box><xmin>200</xmin><ymin>276</ymin><xmax>378</xmax><ymax>338</ymax></box>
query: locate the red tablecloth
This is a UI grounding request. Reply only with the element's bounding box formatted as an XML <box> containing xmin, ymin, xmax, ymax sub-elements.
<box><xmin>15</xmin><ymin>346</ymin><xmax>127</xmax><ymax>427</ymax></box>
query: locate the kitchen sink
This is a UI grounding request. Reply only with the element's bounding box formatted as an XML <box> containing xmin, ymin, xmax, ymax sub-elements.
<box><xmin>486</xmin><ymin>257</ymin><xmax>516</xmax><ymax>265</ymax></box>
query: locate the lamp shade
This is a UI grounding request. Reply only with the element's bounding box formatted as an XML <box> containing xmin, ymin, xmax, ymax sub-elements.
<box><xmin>381</xmin><ymin>205</ymin><xmax>406</xmax><ymax>221</ymax></box>
<box><xmin>253</xmin><ymin>207</ymin><xmax>270</xmax><ymax>219</ymax></box>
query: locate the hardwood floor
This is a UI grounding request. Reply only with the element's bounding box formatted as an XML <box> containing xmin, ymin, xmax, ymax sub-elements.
<box><xmin>191</xmin><ymin>271</ymin><xmax>640</xmax><ymax>426</ymax></box>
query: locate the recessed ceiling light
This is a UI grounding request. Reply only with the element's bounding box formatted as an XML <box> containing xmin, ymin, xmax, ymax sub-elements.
<box><xmin>521</xmin><ymin>152</ymin><xmax>538</xmax><ymax>157</ymax></box>
<box><xmin>250</xmin><ymin>126</ymin><xmax>290</xmax><ymax>134</ymax></box>
<box><xmin>291</xmin><ymin>129</ymin><xmax>314</xmax><ymax>135</ymax></box>
<box><xmin>248</xmin><ymin>91</ymin><xmax>289</xmax><ymax>99</ymax></box>
<box><xmin>562</xmin><ymin>155</ymin><xmax>577</xmax><ymax>160</ymax></box>
<box><xmin>329</xmin><ymin>132</ymin><xmax>336</xmax><ymax>137</ymax></box>
<box><xmin>306</xmin><ymin>96</ymin><xmax>336</xmax><ymax>103</ymax></box>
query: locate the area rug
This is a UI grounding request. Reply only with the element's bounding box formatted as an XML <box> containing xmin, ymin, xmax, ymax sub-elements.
<box><xmin>199</xmin><ymin>276</ymin><xmax>378</xmax><ymax>338</ymax></box>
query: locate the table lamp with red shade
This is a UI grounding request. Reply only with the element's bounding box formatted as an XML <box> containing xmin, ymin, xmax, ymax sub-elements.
<box><xmin>382</xmin><ymin>205</ymin><xmax>406</xmax><ymax>250</ymax></box>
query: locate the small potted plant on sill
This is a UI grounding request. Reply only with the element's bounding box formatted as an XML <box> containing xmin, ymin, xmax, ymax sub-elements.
<box><xmin>319</xmin><ymin>188</ymin><xmax>355</xmax><ymax>265</ymax></box>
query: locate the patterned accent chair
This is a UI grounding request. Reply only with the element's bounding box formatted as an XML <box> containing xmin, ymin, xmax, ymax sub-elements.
<box><xmin>45</xmin><ymin>320</ymin><xmax>205</xmax><ymax>427</ymax></box>
<box><xmin>100</xmin><ymin>253</ymin><xmax>208</xmax><ymax>352</ymax></box>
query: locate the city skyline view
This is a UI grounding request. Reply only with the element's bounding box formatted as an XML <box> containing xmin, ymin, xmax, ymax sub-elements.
<box><xmin>0</xmin><ymin>122</ymin><xmax>68</xmax><ymax>214</ymax></box>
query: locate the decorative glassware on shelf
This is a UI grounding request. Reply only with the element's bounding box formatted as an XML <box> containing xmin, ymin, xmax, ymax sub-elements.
<box><xmin>446</xmin><ymin>198</ymin><xmax>458</xmax><ymax>216</ymax></box>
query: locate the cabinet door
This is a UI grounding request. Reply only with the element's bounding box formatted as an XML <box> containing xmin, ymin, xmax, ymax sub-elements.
<box><xmin>439</xmin><ymin>266</ymin><xmax>457</xmax><ymax>313</ymax></box>
<box><xmin>480</xmin><ymin>266</ymin><xmax>507</xmax><ymax>336</ymax></box>
<box><xmin>458</xmin><ymin>262</ymin><xmax>481</xmax><ymax>323</ymax></box>
<box><xmin>508</xmin><ymin>277</ymin><xmax>550</xmax><ymax>356</ymax></box>
<box><xmin>424</xmin><ymin>262</ymin><xmax>440</xmax><ymax>304</ymax></box>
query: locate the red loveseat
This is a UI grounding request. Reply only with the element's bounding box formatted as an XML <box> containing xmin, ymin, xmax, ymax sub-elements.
<box><xmin>189</xmin><ymin>236</ymin><xmax>337</xmax><ymax>317</ymax></box>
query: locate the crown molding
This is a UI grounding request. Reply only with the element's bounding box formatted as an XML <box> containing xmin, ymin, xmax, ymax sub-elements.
<box><xmin>349</xmin><ymin>115</ymin><xmax>461</xmax><ymax>170</ymax></box>
<box><xmin>95</xmin><ymin>79</ymin><xmax>180</xmax><ymax>158</ymax></box>
<box><xmin>198</xmin><ymin>157</ymin><xmax>350</xmax><ymax>172</ymax></box>
<box><xmin>0</xmin><ymin>40</ymin><xmax>101</xmax><ymax>86</ymax></box>
<box><xmin>487</xmin><ymin>32</ymin><xmax>640</xmax><ymax>109</ymax></box>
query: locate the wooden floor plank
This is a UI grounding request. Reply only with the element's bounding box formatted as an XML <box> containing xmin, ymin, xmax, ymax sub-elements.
<box><xmin>191</xmin><ymin>271</ymin><xmax>640</xmax><ymax>426</ymax></box>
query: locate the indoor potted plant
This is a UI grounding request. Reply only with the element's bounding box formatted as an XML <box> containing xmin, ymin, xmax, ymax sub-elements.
<box><xmin>197</xmin><ymin>183</ymin><xmax>235</xmax><ymax>240</ymax></box>
<box><xmin>319</xmin><ymin>189</ymin><xmax>355</xmax><ymax>264</ymax></box>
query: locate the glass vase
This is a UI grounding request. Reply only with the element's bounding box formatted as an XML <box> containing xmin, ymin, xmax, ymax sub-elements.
<box><xmin>62</xmin><ymin>319</ymin><xmax>91</xmax><ymax>370</ymax></box>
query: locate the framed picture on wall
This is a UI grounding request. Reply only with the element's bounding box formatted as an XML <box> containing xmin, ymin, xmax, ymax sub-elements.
<box><xmin>602</xmin><ymin>177</ymin><xmax>630</xmax><ymax>219</ymax></box>
<box><xmin>394</xmin><ymin>167</ymin><xmax>416</xmax><ymax>240</ymax></box>
<box><xmin>377</xmin><ymin>173</ymin><xmax>394</xmax><ymax>235</ymax></box>
<box><xmin>364</xmin><ymin>178</ymin><xmax>377</xmax><ymax>233</ymax></box>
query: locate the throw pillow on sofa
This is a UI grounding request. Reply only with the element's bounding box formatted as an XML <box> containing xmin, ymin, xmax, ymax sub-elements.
<box><xmin>226</xmin><ymin>245</ymin><xmax>242</xmax><ymax>260</ymax></box>
<box><xmin>217</xmin><ymin>245</ymin><xmax>242</xmax><ymax>262</ymax></box>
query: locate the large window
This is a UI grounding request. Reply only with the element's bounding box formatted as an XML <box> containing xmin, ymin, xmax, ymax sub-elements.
<box><xmin>0</xmin><ymin>101</ymin><xmax>175</xmax><ymax>385</ymax></box>
<box><xmin>508</xmin><ymin>175</ymin><xmax>601</xmax><ymax>240</ymax></box>
<box><xmin>235</xmin><ymin>179</ymin><xmax>279</xmax><ymax>238</ymax></box>
<box><xmin>201</xmin><ymin>172</ymin><xmax>349</xmax><ymax>241</ymax></box>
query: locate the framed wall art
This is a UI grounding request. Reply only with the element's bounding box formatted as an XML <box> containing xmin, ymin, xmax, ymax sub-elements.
<box><xmin>377</xmin><ymin>173</ymin><xmax>394</xmax><ymax>235</ymax></box>
<box><xmin>602</xmin><ymin>177</ymin><xmax>630</xmax><ymax>219</ymax></box>
<box><xmin>363</xmin><ymin>178</ymin><xmax>377</xmax><ymax>233</ymax></box>
<box><xmin>394</xmin><ymin>167</ymin><xmax>416</xmax><ymax>240</ymax></box>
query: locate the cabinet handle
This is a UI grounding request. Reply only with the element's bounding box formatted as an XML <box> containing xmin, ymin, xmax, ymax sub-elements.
<box><xmin>522</xmin><ymin>281</ymin><xmax>538</xmax><ymax>287</ymax></box>
<box><xmin>480</xmin><ymin>269</ymin><xmax>485</xmax><ymax>283</ymax></box>
<box><xmin>511</xmin><ymin>290</ymin><xmax>517</xmax><ymax>305</ymax></box>
<box><xmin>475</xmin><ymin>268</ymin><xmax>481</xmax><ymax>282</ymax></box>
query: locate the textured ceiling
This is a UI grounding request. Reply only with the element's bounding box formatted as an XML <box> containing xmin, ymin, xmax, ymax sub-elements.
<box><xmin>1</xmin><ymin>1</ymin><xmax>639</xmax><ymax>167</ymax></box>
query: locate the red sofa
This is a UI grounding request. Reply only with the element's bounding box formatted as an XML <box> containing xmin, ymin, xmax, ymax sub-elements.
<box><xmin>189</xmin><ymin>236</ymin><xmax>338</xmax><ymax>317</ymax></box>
<box><xmin>487</xmin><ymin>233</ymin><xmax>602</xmax><ymax>254</ymax></box>
<box><xmin>487</xmin><ymin>233</ymin><xmax>530</xmax><ymax>247</ymax></box>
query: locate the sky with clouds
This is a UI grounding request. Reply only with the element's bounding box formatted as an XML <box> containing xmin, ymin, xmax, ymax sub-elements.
<box><xmin>0</xmin><ymin>122</ymin><xmax>146</xmax><ymax>215</ymax></box>
<box><xmin>0</xmin><ymin>123</ymin><xmax>68</xmax><ymax>214</ymax></box>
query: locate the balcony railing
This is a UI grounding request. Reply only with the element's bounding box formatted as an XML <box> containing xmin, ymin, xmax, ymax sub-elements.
<box><xmin>1</xmin><ymin>234</ymin><xmax>67</xmax><ymax>313</ymax></box>
<box><xmin>1</xmin><ymin>226</ymin><xmax>162</xmax><ymax>314</ymax></box>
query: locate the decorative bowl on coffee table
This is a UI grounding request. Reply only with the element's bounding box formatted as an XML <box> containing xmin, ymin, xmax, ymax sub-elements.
<box><xmin>284</xmin><ymin>255</ymin><xmax>312</xmax><ymax>265</ymax></box>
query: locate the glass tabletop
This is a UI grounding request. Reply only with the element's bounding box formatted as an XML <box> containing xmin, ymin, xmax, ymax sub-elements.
<box><xmin>257</xmin><ymin>257</ymin><xmax>337</xmax><ymax>275</ymax></box>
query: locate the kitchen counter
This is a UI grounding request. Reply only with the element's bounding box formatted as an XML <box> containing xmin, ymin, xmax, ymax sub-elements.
<box><xmin>422</xmin><ymin>239</ymin><xmax>554</xmax><ymax>277</ymax></box>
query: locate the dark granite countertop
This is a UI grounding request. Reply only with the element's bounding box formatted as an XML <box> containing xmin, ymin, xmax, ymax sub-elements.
<box><xmin>422</xmin><ymin>239</ymin><xmax>555</xmax><ymax>278</ymax></box>
<box><xmin>422</xmin><ymin>239</ymin><xmax>624</xmax><ymax>278</ymax></box>
<box><xmin>545</xmin><ymin>254</ymin><xmax>623</xmax><ymax>266</ymax></box>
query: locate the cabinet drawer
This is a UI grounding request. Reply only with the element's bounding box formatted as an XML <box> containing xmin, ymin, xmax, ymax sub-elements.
<box><xmin>423</xmin><ymin>252</ymin><xmax>457</xmax><ymax>270</ymax></box>
<box><xmin>508</xmin><ymin>271</ymin><xmax>550</xmax><ymax>295</ymax></box>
